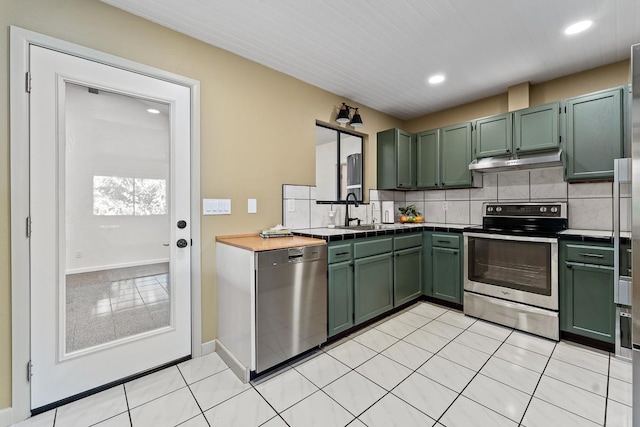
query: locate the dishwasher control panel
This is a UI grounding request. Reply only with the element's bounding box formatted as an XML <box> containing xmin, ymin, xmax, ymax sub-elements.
<box><xmin>256</xmin><ymin>244</ymin><xmax>327</xmax><ymax>268</ymax></box>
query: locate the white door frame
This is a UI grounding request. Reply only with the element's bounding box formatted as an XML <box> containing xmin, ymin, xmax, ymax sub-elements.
<box><xmin>9</xmin><ymin>26</ymin><xmax>202</xmax><ymax>423</ymax></box>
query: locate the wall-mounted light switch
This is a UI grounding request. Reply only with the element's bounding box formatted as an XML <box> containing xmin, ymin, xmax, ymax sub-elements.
<box><xmin>248</xmin><ymin>198</ymin><xmax>257</xmax><ymax>214</ymax></box>
<box><xmin>287</xmin><ymin>199</ymin><xmax>296</xmax><ymax>212</ymax></box>
<box><xmin>203</xmin><ymin>199</ymin><xmax>232</xmax><ymax>215</ymax></box>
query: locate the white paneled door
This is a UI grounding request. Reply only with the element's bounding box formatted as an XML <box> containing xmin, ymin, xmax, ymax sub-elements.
<box><xmin>29</xmin><ymin>45</ymin><xmax>191</xmax><ymax>409</ymax></box>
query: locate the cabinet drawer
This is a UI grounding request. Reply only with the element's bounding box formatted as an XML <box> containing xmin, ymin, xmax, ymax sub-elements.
<box><xmin>394</xmin><ymin>233</ymin><xmax>422</xmax><ymax>251</ymax></box>
<box><xmin>565</xmin><ymin>244</ymin><xmax>614</xmax><ymax>266</ymax></box>
<box><xmin>353</xmin><ymin>237</ymin><xmax>393</xmax><ymax>259</ymax></box>
<box><xmin>328</xmin><ymin>243</ymin><xmax>353</xmax><ymax>264</ymax></box>
<box><xmin>431</xmin><ymin>233</ymin><xmax>460</xmax><ymax>249</ymax></box>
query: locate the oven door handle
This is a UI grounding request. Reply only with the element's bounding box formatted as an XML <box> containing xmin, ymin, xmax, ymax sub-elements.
<box><xmin>463</xmin><ymin>232</ymin><xmax>558</xmax><ymax>244</ymax></box>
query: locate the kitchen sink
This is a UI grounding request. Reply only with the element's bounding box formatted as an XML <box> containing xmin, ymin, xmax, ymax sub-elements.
<box><xmin>334</xmin><ymin>224</ymin><xmax>393</xmax><ymax>231</ymax></box>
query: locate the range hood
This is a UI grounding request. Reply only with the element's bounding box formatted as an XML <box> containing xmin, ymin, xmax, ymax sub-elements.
<box><xmin>468</xmin><ymin>148</ymin><xmax>563</xmax><ymax>172</ymax></box>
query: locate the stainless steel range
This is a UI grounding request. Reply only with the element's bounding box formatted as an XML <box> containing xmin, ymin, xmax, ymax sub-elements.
<box><xmin>463</xmin><ymin>202</ymin><xmax>568</xmax><ymax>340</ymax></box>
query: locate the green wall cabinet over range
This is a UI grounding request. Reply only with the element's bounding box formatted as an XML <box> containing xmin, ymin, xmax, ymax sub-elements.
<box><xmin>560</xmin><ymin>241</ymin><xmax>615</xmax><ymax>344</ymax></box>
<box><xmin>423</xmin><ymin>231</ymin><xmax>463</xmax><ymax>305</ymax></box>
<box><xmin>474</xmin><ymin>113</ymin><xmax>512</xmax><ymax>158</ymax></box>
<box><xmin>377</xmin><ymin>128</ymin><xmax>415</xmax><ymax>189</ymax></box>
<box><xmin>473</xmin><ymin>102</ymin><xmax>560</xmax><ymax>159</ymax></box>
<box><xmin>327</xmin><ymin>242</ymin><xmax>353</xmax><ymax>337</ymax></box>
<box><xmin>393</xmin><ymin>233</ymin><xmax>423</xmax><ymax>306</ymax></box>
<box><xmin>565</xmin><ymin>87</ymin><xmax>625</xmax><ymax>182</ymax></box>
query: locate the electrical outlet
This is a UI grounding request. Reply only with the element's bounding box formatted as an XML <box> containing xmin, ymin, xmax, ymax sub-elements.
<box><xmin>287</xmin><ymin>199</ymin><xmax>296</xmax><ymax>212</ymax></box>
<box><xmin>443</xmin><ymin>202</ymin><xmax>448</xmax><ymax>211</ymax></box>
<box><xmin>75</xmin><ymin>250</ymin><xmax>83</xmax><ymax>259</ymax></box>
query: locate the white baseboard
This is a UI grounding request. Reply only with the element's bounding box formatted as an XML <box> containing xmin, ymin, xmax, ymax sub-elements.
<box><xmin>66</xmin><ymin>258</ymin><xmax>170</xmax><ymax>275</ymax></box>
<box><xmin>201</xmin><ymin>340</ymin><xmax>216</xmax><ymax>356</ymax></box>
<box><xmin>0</xmin><ymin>406</ymin><xmax>13</xmax><ymax>427</ymax></box>
<box><xmin>216</xmin><ymin>340</ymin><xmax>249</xmax><ymax>383</ymax></box>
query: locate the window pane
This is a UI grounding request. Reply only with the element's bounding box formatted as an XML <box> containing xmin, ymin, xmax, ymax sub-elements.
<box><xmin>93</xmin><ymin>175</ymin><xmax>134</xmax><ymax>215</ymax></box>
<box><xmin>134</xmin><ymin>178</ymin><xmax>167</xmax><ymax>215</ymax></box>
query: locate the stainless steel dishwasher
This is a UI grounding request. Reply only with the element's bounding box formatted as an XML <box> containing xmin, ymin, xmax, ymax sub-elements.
<box><xmin>255</xmin><ymin>244</ymin><xmax>327</xmax><ymax>374</ymax></box>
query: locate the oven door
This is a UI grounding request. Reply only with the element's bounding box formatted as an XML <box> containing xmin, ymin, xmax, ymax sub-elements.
<box><xmin>463</xmin><ymin>232</ymin><xmax>558</xmax><ymax>310</ymax></box>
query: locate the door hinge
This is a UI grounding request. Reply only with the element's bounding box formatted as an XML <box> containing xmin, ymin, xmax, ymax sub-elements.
<box><xmin>27</xmin><ymin>360</ymin><xmax>33</xmax><ymax>382</ymax></box>
<box><xmin>25</xmin><ymin>72</ymin><xmax>32</xmax><ymax>93</ymax></box>
<box><xmin>26</xmin><ymin>216</ymin><xmax>32</xmax><ymax>238</ymax></box>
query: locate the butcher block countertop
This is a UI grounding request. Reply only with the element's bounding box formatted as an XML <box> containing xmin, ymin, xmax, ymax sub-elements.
<box><xmin>216</xmin><ymin>233</ymin><xmax>326</xmax><ymax>252</ymax></box>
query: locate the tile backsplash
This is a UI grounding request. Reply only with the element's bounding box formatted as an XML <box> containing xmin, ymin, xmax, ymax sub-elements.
<box><xmin>282</xmin><ymin>166</ymin><xmax>629</xmax><ymax>231</ymax></box>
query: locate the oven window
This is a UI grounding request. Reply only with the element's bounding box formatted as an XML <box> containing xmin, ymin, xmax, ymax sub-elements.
<box><xmin>468</xmin><ymin>237</ymin><xmax>551</xmax><ymax>295</ymax></box>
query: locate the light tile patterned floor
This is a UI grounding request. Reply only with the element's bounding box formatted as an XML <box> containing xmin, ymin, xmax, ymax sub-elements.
<box><xmin>13</xmin><ymin>301</ymin><xmax>633</xmax><ymax>427</ymax></box>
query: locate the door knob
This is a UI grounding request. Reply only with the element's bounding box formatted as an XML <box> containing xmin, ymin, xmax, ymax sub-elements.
<box><xmin>177</xmin><ymin>239</ymin><xmax>188</xmax><ymax>248</ymax></box>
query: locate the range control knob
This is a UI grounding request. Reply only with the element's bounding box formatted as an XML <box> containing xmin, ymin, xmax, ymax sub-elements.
<box><xmin>487</xmin><ymin>207</ymin><xmax>494</xmax><ymax>212</ymax></box>
<box><xmin>551</xmin><ymin>206</ymin><xmax>558</xmax><ymax>213</ymax></box>
<box><xmin>539</xmin><ymin>207</ymin><xmax>547</xmax><ymax>213</ymax></box>
<box><xmin>496</xmin><ymin>207</ymin><xmax>502</xmax><ymax>212</ymax></box>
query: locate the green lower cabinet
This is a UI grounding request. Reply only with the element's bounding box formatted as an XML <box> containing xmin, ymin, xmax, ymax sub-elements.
<box><xmin>432</xmin><ymin>247</ymin><xmax>462</xmax><ymax>304</ymax></box>
<box><xmin>423</xmin><ymin>231</ymin><xmax>463</xmax><ymax>305</ymax></box>
<box><xmin>328</xmin><ymin>261</ymin><xmax>354</xmax><ymax>337</ymax></box>
<box><xmin>561</xmin><ymin>262</ymin><xmax>615</xmax><ymax>343</ymax></box>
<box><xmin>354</xmin><ymin>252</ymin><xmax>394</xmax><ymax>325</ymax></box>
<box><xmin>394</xmin><ymin>247</ymin><xmax>422</xmax><ymax>306</ymax></box>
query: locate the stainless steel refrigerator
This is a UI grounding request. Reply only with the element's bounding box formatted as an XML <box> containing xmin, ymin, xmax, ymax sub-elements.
<box><xmin>632</xmin><ymin>42</ymin><xmax>640</xmax><ymax>426</ymax></box>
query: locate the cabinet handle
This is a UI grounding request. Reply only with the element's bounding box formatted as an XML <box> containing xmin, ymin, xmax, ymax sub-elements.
<box><xmin>336</xmin><ymin>252</ymin><xmax>349</xmax><ymax>256</ymax></box>
<box><xmin>436</xmin><ymin>240</ymin><xmax>449</xmax><ymax>244</ymax></box>
<box><xmin>567</xmin><ymin>264</ymin><xmax>572</xmax><ymax>269</ymax></box>
<box><xmin>506</xmin><ymin>149</ymin><xmax>510</xmax><ymax>153</ymax></box>
<box><xmin>579</xmin><ymin>253</ymin><xmax>604</xmax><ymax>258</ymax></box>
<box><xmin>516</xmin><ymin>147</ymin><xmax>520</xmax><ymax>151</ymax></box>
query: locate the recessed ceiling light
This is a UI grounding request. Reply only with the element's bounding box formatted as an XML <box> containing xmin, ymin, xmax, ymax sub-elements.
<box><xmin>428</xmin><ymin>74</ymin><xmax>445</xmax><ymax>84</ymax></box>
<box><xmin>564</xmin><ymin>20</ymin><xmax>592</xmax><ymax>35</ymax></box>
<box><xmin>147</xmin><ymin>108</ymin><xmax>160</xmax><ymax>114</ymax></box>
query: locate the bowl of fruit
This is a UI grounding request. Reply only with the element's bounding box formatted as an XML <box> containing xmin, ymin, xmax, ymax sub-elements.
<box><xmin>398</xmin><ymin>205</ymin><xmax>423</xmax><ymax>223</ymax></box>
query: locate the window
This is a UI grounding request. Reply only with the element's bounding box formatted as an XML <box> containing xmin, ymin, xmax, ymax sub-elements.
<box><xmin>315</xmin><ymin>124</ymin><xmax>364</xmax><ymax>202</ymax></box>
<box><xmin>93</xmin><ymin>175</ymin><xmax>167</xmax><ymax>215</ymax></box>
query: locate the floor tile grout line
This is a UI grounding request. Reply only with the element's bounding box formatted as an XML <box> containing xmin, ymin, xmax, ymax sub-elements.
<box><xmin>603</xmin><ymin>353</ymin><xmax>611</xmax><ymax>426</ymax></box>
<box><xmin>431</xmin><ymin>327</ymin><xmax>518</xmax><ymax>425</ymax></box>
<box><xmin>122</xmin><ymin>384</ymin><xmax>133</xmax><ymax>427</ymax></box>
<box><xmin>177</xmin><ymin>364</ymin><xmax>211</xmax><ymax>427</ymax></box>
<box><xmin>249</xmin><ymin>382</ymin><xmax>292</xmax><ymax>427</ymax></box>
<box><xmin>516</xmin><ymin>339</ymin><xmax>557</xmax><ymax>426</ymax></box>
<box><xmin>524</xmin><ymin>343</ymin><xmax>609</xmax><ymax>426</ymax></box>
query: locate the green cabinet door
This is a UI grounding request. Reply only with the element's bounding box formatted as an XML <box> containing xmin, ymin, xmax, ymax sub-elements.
<box><xmin>394</xmin><ymin>247</ymin><xmax>422</xmax><ymax>306</ymax></box>
<box><xmin>328</xmin><ymin>261</ymin><xmax>354</xmax><ymax>337</ymax></box>
<box><xmin>514</xmin><ymin>102</ymin><xmax>560</xmax><ymax>154</ymax></box>
<box><xmin>440</xmin><ymin>122</ymin><xmax>472</xmax><ymax>188</ymax></box>
<box><xmin>377</xmin><ymin>128</ymin><xmax>415</xmax><ymax>189</ymax></box>
<box><xmin>416</xmin><ymin>129</ymin><xmax>439</xmax><ymax>189</ymax></box>
<box><xmin>474</xmin><ymin>113</ymin><xmax>512</xmax><ymax>158</ymax></box>
<box><xmin>354</xmin><ymin>252</ymin><xmax>393</xmax><ymax>325</ymax></box>
<box><xmin>565</xmin><ymin>87</ymin><xmax>624</xmax><ymax>182</ymax></box>
<box><xmin>432</xmin><ymin>247</ymin><xmax>462</xmax><ymax>304</ymax></box>
<box><xmin>561</xmin><ymin>262</ymin><xmax>615</xmax><ymax>343</ymax></box>
<box><xmin>396</xmin><ymin>130</ymin><xmax>415</xmax><ymax>189</ymax></box>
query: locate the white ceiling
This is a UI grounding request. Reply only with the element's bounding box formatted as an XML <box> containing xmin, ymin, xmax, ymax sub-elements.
<box><xmin>101</xmin><ymin>0</ymin><xmax>640</xmax><ymax>120</ymax></box>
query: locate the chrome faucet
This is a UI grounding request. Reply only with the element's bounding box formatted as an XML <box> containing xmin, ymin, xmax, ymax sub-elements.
<box><xmin>344</xmin><ymin>192</ymin><xmax>360</xmax><ymax>226</ymax></box>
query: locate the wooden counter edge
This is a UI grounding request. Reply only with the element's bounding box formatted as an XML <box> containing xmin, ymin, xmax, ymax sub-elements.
<box><xmin>216</xmin><ymin>233</ymin><xmax>326</xmax><ymax>252</ymax></box>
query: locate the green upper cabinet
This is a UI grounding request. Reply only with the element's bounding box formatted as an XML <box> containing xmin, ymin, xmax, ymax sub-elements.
<box><xmin>565</xmin><ymin>87</ymin><xmax>625</xmax><ymax>182</ymax></box>
<box><xmin>474</xmin><ymin>113</ymin><xmax>512</xmax><ymax>158</ymax></box>
<box><xmin>440</xmin><ymin>122</ymin><xmax>473</xmax><ymax>188</ymax></box>
<box><xmin>377</xmin><ymin>128</ymin><xmax>415</xmax><ymax>190</ymax></box>
<box><xmin>514</xmin><ymin>102</ymin><xmax>560</xmax><ymax>154</ymax></box>
<box><xmin>416</xmin><ymin>129</ymin><xmax>440</xmax><ymax>189</ymax></box>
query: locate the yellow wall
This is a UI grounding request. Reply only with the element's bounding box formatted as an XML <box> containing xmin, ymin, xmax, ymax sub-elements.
<box><xmin>0</xmin><ymin>0</ymin><xmax>403</xmax><ymax>409</ymax></box>
<box><xmin>405</xmin><ymin>60</ymin><xmax>630</xmax><ymax>133</ymax></box>
<box><xmin>0</xmin><ymin>0</ymin><xmax>633</xmax><ymax>412</ymax></box>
